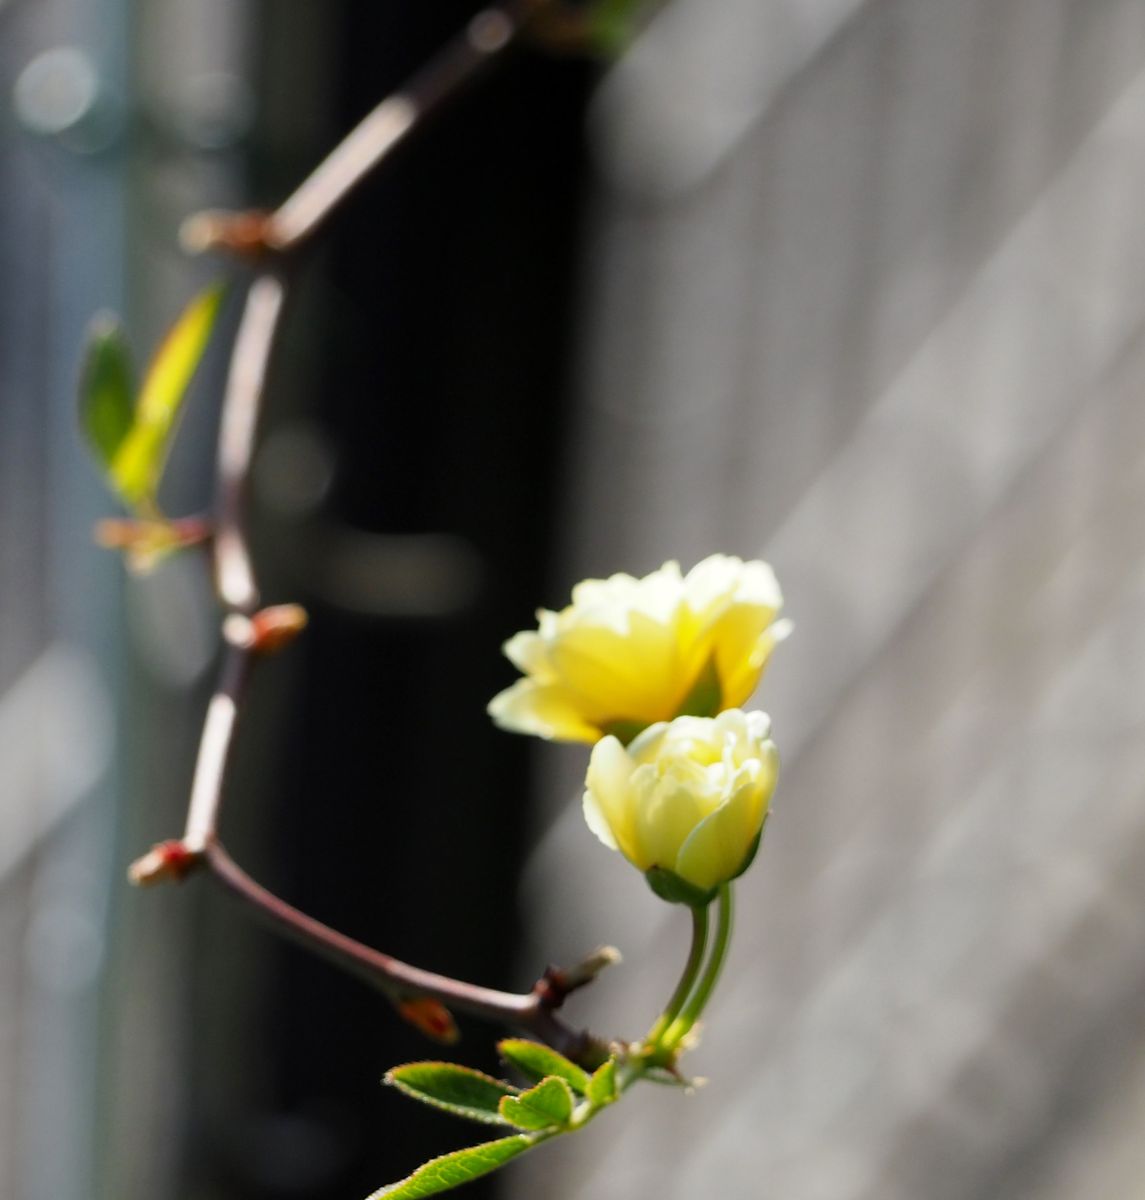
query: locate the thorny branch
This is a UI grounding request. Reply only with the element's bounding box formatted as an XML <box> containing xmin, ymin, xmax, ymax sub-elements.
<box><xmin>129</xmin><ymin>2</ymin><xmax>617</xmax><ymax>1065</ymax></box>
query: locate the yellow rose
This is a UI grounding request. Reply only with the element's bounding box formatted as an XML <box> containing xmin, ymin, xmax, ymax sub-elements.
<box><xmin>582</xmin><ymin>710</ymin><xmax>778</xmax><ymax>901</ymax></box>
<box><xmin>487</xmin><ymin>555</ymin><xmax>789</xmax><ymax>744</ymax></box>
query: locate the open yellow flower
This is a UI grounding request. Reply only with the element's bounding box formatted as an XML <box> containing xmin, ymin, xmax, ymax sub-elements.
<box><xmin>583</xmin><ymin>709</ymin><xmax>778</xmax><ymax>901</ymax></box>
<box><xmin>487</xmin><ymin>555</ymin><xmax>789</xmax><ymax>744</ymax></box>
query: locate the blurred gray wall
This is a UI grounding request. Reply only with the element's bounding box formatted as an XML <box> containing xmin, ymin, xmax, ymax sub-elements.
<box><xmin>0</xmin><ymin>0</ymin><xmax>252</xmax><ymax>1196</ymax></box>
<box><xmin>516</xmin><ymin>1</ymin><xmax>1145</xmax><ymax>1198</ymax></box>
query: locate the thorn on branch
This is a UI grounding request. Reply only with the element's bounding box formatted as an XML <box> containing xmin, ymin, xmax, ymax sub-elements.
<box><xmin>128</xmin><ymin>840</ymin><xmax>203</xmax><ymax>886</ymax></box>
<box><xmin>534</xmin><ymin>945</ymin><xmax>623</xmax><ymax>1007</ymax></box>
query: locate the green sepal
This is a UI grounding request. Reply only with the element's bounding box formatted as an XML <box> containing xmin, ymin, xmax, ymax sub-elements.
<box><xmin>385</xmin><ymin>1062</ymin><xmax>520</xmax><ymax>1127</ymax></box>
<box><xmin>585</xmin><ymin>1058</ymin><xmax>618</xmax><ymax>1108</ymax></box>
<box><xmin>78</xmin><ymin>314</ymin><xmax>136</xmax><ymax>472</ymax></box>
<box><xmin>598</xmin><ymin>718</ymin><xmax>648</xmax><ymax>746</ymax></box>
<box><xmin>675</xmin><ymin>656</ymin><xmax>722</xmax><ymax>719</ymax></box>
<box><xmin>641</xmin><ymin>1066</ymin><xmax>694</xmax><ymax>1088</ymax></box>
<box><xmin>498</xmin><ymin>1077</ymin><xmax>575</xmax><ymax>1131</ymax></box>
<box><xmin>497</xmin><ymin>1039</ymin><xmax>590</xmax><ymax>1094</ymax></box>
<box><xmin>644</xmin><ymin>866</ymin><xmax>718</xmax><ymax>909</ymax></box>
<box><xmin>367</xmin><ymin>1134</ymin><xmax>536</xmax><ymax>1199</ymax></box>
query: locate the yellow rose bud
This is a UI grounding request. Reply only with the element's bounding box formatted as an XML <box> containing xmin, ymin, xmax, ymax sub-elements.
<box><xmin>582</xmin><ymin>710</ymin><xmax>778</xmax><ymax>900</ymax></box>
<box><xmin>488</xmin><ymin>555</ymin><xmax>790</xmax><ymax>744</ymax></box>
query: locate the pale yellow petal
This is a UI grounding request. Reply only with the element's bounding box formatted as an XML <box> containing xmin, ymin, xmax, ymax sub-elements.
<box><xmin>622</xmin><ymin>609</ymin><xmax>692</xmax><ymax>715</ymax></box>
<box><xmin>503</xmin><ymin>630</ymin><xmax>554</xmax><ymax>679</ymax></box>
<box><xmin>674</xmin><ymin>774</ymin><xmax>769</xmax><ymax>891</ymax></box>
<box><xmin>584</xmin><ymin>737</ymin><xmax>641</xmax><ymax>861</ymax></box>
<box><xmin>548</xmin><ymin>617</ymin><xmax>682</xmax><ymax>725</ymax></box>
<box><xmin>582</xmin><ymin>789</ymin><xmax>618</xmax><ymax>852</ymax></box>
<box><xmin>682</xmin><ymin>554</ymin><xmax>744</xmax><ymax>617</ymax></box>
<box><xmin>630</xmin><ymin>561</ymin><xmax>684</xmax><ymax>625</ymax></box>
<box><xmin>487</xmin><ymin>680</ymin><xmax>600</xmax><ymax>743</ymax></box>
<box><xmin>632</xmin><ymin>771</ymin><xmax>709</xmax><ymax>873</ymax></box>
<box><xmin>719</xmin><ymin>619</ymin><xmax>792</xmax><ymax>708</ymax></box>
<box><xmin>733</xmin><ymin>559</ymin><xmax>783</xmax><ymax>609</ymax></box>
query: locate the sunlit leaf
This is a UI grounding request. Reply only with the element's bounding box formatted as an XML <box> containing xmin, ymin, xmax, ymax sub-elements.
<box><xmin>585</xmin><ymin>1058</ymin><xmax>618</xmax><ymax>1107</ymax></box>
<box><xmin>498</xmin><ymin>1039</ymin><xmax>590</xmax><ymax>1094</ymax></box>
<box><xmin>498</xmin><ymin>1077</ymin><xmax>575</xmax><ymax>1132</ymax></box>
<box><xmin>367</xmin><ymin>1134</ymin><xmax>536</xmax><ymax>1198</ymax></box>
<box><xmin>110</xmin><ymin>284</ymin><xmax>224</xmax><ymax>506</ymax></box>
<box><xmin>385</xmin><ymin>1062</ymin><xmax>519</xmax><ymax>1126</ymax></box>
<box><xmin>78</xmin><ymin>314</ymin><xmax>135</xmax><ymax>469</ymax></box>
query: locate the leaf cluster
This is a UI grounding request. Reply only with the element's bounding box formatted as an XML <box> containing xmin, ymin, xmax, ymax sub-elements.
<box><xmin>377</xmin><ymin>1041</ymin><xmax>619</xmax><ymax>1197</ymax></box>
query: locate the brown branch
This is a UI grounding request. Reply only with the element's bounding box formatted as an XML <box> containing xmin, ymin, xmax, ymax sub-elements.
<box><xmin>181</xmin><ymin>642</ymin><xmax>251</xmax><ymax>852</ymax></box>
<box><xmin>268</xmin><ymin>7</ymin><xmax>520</xmax><ymax>251</ymax></box>
<box><xmin>184</xmin><ymin>6</ymin><xmax>526</xmax><ymax>260</ymax></box>
<box><xmin>202</xmin><ymin>840</ymin><xmax>612</xmax><ymax>1065</ymax></box>
<box><xmin>180</xmin><ymin>2</ymin><xmax>618</xmax><ymax>261</ymax></box>
<box><xmin>213</xmin><ymin>273</ymin><xmax>286</xmax><ymax>613</ymax></box>
<box><xmin>129</xmin><ymin>1</ymin><xmax>621</xmax><ymax>1062</ymax></box>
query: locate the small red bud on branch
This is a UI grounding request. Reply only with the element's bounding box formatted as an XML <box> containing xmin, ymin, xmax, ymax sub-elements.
<box><xmin>397</xmin><ymin>997</ymin><xmax>462</xmax><ymax>1044</ymax></box>
<box><xmin>128</xmin><ymin>840</ymin><xmax>202</xmax><ymax>886</ymax></box>
<box><xmin>222</xmin><ymin>604</ymin><xmax>309</xmax><ymax>655</ymax></box>
<box><xmin>180</xmin><ymin>209</ymin><xmax>275</xmax><ymax>260</ymax></box>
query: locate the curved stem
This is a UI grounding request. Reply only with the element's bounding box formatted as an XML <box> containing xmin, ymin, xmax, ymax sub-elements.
<box><xmin>202</xmin><ymin>839</ymin><xmax>608</xmax><ymax>1064</ymax></box>
<box><xmin>644</xmin><ymin>904</ymin><xmax>708</xmax><ymax>1049</ymax></box>
<box><xmin>661</xmin><ymin>884</ymin><xmax>733</xmax><ymax>1052</ymax></box>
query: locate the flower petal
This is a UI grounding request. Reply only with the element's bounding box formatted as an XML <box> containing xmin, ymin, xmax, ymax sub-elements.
<box><xmin>584</xmin><ymin>737</ymin><xmax>641</xmax><ymax>862</ymax></box>
<box><xmin>487</xmin><ymin>680</ymin><xmax>600</xmax><ymax>743</ymax></box>
<box><xmin>719</xmin><ymin>619</ymin><xmax>791</xmax><ymax>708</ymax></box>
<box><xmin>633</xmin><ymin>771</ymin><xmax>709</xmax><ymax>874</ymax></box>
<box><xmin>548</xmin><ymin>612</ymin><xmax>685</xmax><ymax>725</ymax></box>
<box><xmin>489</xmin><ymin>557</ymin><xmax>787</xmax><ymax>745</ymax></box>
<box><xmin>502</xmin><ymin>630</ymin><xmax>553</xmax><ymax>678</ymax></box>
<box><xmin>674</xmin><ymin>751</ymin><xmax>776</xmax><ymax>890</ymax></box>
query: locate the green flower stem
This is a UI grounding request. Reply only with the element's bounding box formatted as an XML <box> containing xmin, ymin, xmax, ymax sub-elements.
<box><xmin>660</xmin><ymin>883</ymin><xmax>734</xmax><ymax>1052</ymax></box>
<box><xmin>644</xmin><ymin>903</ymin><xmax>709</xmax><ymax>1050</ymax></box>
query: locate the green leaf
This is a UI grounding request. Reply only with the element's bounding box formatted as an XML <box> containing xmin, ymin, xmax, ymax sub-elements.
<box><xmin>498</xmin><ymin>1039</ymin><xmax>590</xmax><ymax>1094</ymax></box>
<box><xmin>385</xmin><ymin>1062</ymin><xmax>519</xmax><ymax>1127</ymax></box>
<box><xmin>644</xmin><ymin>866</ymin><xmax>718</xmax><ymax>908</ymax></box>
<box><xmin>587</xmin><ymin>0</ymin><xmax>660</xmax><ymax>56</ymax></box>
<box><xmin>498</xmin><ymin>1077</ymin><xmax>575</xmax><ymax>1131</ymax></box>
<box><xmin>110</xmin><ymin>284</ymin><xmax>224</xmax><ymax>506</ymax></box>
<box><xmin>367</xmin><ymin>1134</ymin><xmax>536</xmax><ymax>1199</ymax></box>
<box><xmin>585</xmin><ymin>1058</ymin><xmax>618</xmax><ymax>1108</ymax></box>
<box><xmin>79</xmin><ymin>314</ymin><xmax>136</xmax><ymax>469</ymax></box>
